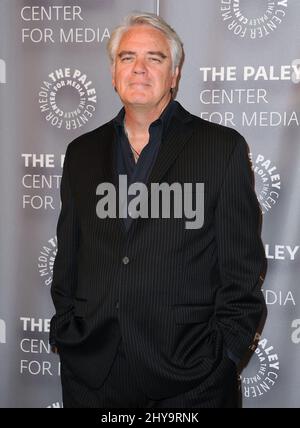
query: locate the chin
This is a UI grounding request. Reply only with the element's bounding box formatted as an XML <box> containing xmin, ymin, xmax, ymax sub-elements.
<box><xmin>126</xmin><ymin>97</ymin><xmax>152</xmax><ymax>105</ymax></box>
<box><xmin>126</xmin><ymin>90</ymin><xmax>153</xmax><ymax>101</ymax></box>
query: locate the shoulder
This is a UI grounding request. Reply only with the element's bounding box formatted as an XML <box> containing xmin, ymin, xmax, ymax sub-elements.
<box><xmin>192</xmin><ymin>114</ymin><xmax>245</xmax><ymax>147</ymax></box>
<box><xmin>175</xmin><ymin>101</ymin><xmax>246</xmax><ymax>154</ymax></box>
<box><xmin>186</xmin><ymin>113</ymin><xmax>248</xmax><ymax>164</ymax></box>
<box><xmin>65</xmin><ymin>120</ymin><xmax>115</xmax><ymax>159</ymax></box>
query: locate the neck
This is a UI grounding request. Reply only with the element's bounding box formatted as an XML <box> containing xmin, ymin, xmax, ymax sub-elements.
<box><xmin>124</xmin><ymin>95</ymin><xmax>172</xmax><ymax>137</ymax></box>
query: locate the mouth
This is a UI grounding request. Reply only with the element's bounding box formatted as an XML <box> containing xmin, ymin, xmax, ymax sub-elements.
<box><xmin>129</xmin><ymin>82</ymin><xmax>151</xmax><ymax>87</ymax></box>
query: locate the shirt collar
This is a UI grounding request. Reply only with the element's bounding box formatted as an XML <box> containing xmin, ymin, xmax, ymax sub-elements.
<box><xmin>113</xmin><ymin>99</ymin><xmax>177</xmax><ymax>133</ymax></box>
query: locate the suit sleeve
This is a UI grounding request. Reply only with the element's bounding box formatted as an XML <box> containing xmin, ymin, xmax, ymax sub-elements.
<box><xmin>215</xmin><ymin>134</ymin><xmax>267</xmax><ymax>361</ymax></box>
<box><xmin>49</xmin><ymin>144</ymin><xmax>80</xmax><ymax>345</ymax></box>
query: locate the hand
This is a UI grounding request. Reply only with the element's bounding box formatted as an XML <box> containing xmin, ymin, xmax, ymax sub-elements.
<box><xmin>51</xmin><ymin>345</ymin><xmax>59</xmax><ymax>354</ymax></box>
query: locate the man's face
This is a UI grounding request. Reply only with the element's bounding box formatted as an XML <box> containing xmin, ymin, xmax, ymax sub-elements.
<box><xmin>112</xmin><ymin>25</ymin><xmax>179</xmax><ymax>110</ymax></box>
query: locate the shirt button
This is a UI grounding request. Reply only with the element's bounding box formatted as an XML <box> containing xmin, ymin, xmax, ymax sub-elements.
<box><xmin>122</xmin><ymin>256</ymin><xmax>130</xmax><ymax>265</ymax></box>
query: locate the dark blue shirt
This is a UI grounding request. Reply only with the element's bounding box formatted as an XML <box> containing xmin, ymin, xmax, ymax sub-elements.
<box><xmin>113</xmin><ymin>100</ymin><xmax>177</xmax><ymax>231</ymax></box>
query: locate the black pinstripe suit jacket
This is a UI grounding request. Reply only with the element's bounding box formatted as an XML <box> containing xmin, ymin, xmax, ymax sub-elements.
<box><xmin>50</xmin><ymin>102</ymin><xmax>267</xmax><ymax>399</ymax></box>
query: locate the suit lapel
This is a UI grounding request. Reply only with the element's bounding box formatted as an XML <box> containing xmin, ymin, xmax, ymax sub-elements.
<box><xmin>147</xmin><ymin>102</ymin><xmax>194</xmax><ymax>185</ymax></box>
<box><xmin>96</xmin><ymin>104</ymin><xmax>195</xmax><ymax>236</ymax></box>
<box><xmin>98</xmin><ymin>103</ymin><xmax>195</xmax><ymax>187</ymax></box>
<box><xmin>128</xmin><ymin>103</ymin><xmax>195</xmax><ymax>235</ymax></box>
<box><xmin>93</xmin><ymin>122</ymin><xmax>128</xmax><ymax>235</ymax></box>
<box><xmin>95</xmin><ymin>121</ymin><xmax>118</xmax><ymax>186</ymax></box>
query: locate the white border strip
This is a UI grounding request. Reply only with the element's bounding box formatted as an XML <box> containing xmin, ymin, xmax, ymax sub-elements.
<box><xmin>156</xmin><ymin>0</ymin><xmax>160</xmax><ymax>15</ymax></box>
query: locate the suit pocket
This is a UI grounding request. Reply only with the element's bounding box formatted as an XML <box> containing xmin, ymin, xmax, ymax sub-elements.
<box><xmin>172</xmin><ymin>304</ymin><xmax>214</xmax><ymax>324</ymax></box>
<box><xmin>171</xmin><ymin>305</ymin><xmax>217</xmax><ymax>361</ymax></box>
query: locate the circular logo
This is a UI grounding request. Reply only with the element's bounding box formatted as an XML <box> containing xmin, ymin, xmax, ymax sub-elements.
<box><xmin>241</xmin><ymin>337</ymin><xmax>280</xmax><ymax>399</ymax></box>
<box><xmin>39</xmin><ymin>67</ymin><xmax>97</xmax><ymax>130</ymax></box>
<box><xmin>220</xmin><ymin>0</ymin><xmax>288</xmax><ymax>39</ymax></box>
<box><xmin>249</xmin><ymin>152</ymin><xmax>281</xmax><ymax>214</ymax></box>
<box><xmin>38</xmin><ymin>237</ymin><xmax>57</xmax><ymax>286</ymax></box>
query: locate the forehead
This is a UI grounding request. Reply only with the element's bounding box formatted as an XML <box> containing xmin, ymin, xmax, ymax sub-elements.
<box><xmin>118</xmin><ymin>25</ymin><xmax>170</xmax><ymax>52</ymax></box>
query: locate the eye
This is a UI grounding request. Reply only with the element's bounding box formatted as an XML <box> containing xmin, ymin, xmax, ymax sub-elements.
<box><xmin>120</xmin><ymin>56</ymin><xmax>133</xmax><ymax>62</ymax></box>
<box><xmin>149</xmin><ymin>57</ymin><xmax>162</xmax><ymax>63</ymax></box>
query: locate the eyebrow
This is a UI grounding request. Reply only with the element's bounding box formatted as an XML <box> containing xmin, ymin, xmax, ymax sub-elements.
<box><xmin>118</xmin><ymin>51</ymin><xmax>136</xmax><ymax>58</ymax></box>
<box><xmin>118</xmin><ymin>50</ymin><xmax>168</xmax><ymax>59</ymax></box>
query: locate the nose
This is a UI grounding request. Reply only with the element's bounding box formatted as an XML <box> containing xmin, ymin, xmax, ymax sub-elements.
<box><xmin>132</xmin><ymin>57</ymin><xmax>146</xmax><ymax>74</ymax></box>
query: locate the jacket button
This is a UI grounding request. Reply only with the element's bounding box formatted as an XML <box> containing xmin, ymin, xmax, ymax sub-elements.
<box><xmin>115</xmin><ymin>301</ymin><xmax>119</xmax><ymax>309</ymax></box>
<box><xmin>122</xmin><ymin>256</ymin><xmax>130</xmax><ymax>265</ymax></box>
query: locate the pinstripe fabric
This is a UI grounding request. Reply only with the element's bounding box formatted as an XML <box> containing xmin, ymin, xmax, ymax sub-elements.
<box><xmin>61</xmin><ymin>338</ymin><xmax>239</xmax><ymax>408</ymax></box>
<box><xmin>50</xmin><ymin>102</ymin><xmax>266</xmax><ymax>404</ymax></box>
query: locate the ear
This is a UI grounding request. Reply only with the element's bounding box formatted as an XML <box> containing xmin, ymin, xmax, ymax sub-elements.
<box><xmin>171</xmin><ymin>66</ymin><xmax>179</xmax><ymax>89</ymax></box>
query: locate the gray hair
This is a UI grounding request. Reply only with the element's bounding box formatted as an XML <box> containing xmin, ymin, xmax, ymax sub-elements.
<box><xmin>107</xmin><ymin>12</ymin><xmax>183</xmax><ymax>73</ymax></box>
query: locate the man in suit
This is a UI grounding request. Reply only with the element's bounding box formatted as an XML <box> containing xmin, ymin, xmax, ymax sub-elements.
<box><xmin>50</xmin><ymin>12</ymin><xmax>267</xmax><ymax>408</ymax></box>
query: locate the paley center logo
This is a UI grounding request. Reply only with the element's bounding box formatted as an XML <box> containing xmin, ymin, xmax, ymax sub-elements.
<box><xmin>39</xmin><ymin>67</ymin><xmax>97</xmax><ymax>130</ymax></box>
<box><xmin>0</xmin><ymin>59</ymin><xmax>6</xmax><ymax>83</ymax></box>
<box><xmin>241</xmin><ymin>337</ymin><xmax>280</xmax><ymax>399</ymax></box>
<box><xmin>220</xmin><ymin>0</ymin><xmax>288</xmax><ymax>39</ymax></box>
<box><xmin>249</xmin><ymin>153</ymin><xmax>281</xmax><ymax>214</ymax></box>
<box><xmin>0</xmin><ymin>318</ymin><xmax>6</xmax><ymax>343</ymax></box>
<box><xmin>38</xmin><ymin>236</ymin><xmax>57</xmax><ymax>286</ymax></box>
